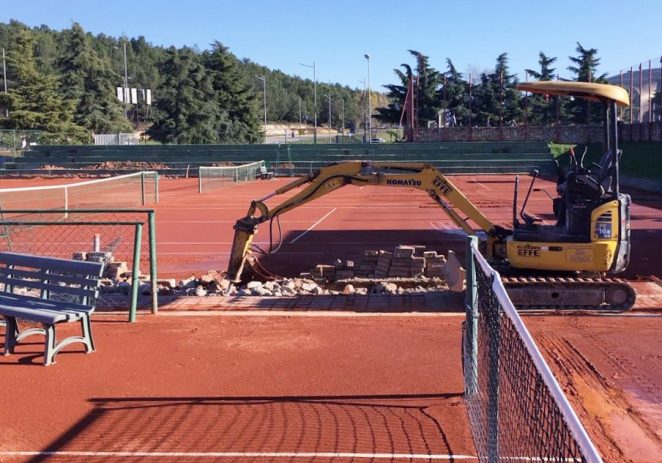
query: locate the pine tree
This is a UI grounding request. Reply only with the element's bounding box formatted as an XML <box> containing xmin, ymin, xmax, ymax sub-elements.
<box><xmin>439</xmin><ymin>59</ymin><xmax>469</xmax><ymax>126</ymax></box>
<box><xmin>57</xmin><ymin>23</ymin><xmax>131</xmax><ymax>134</ymax></box>
<box><xmin>474</xmin><ymin>53</ymin><xmax>521</xmax><ymax>126</ymax></box>
<box><xmin>376</xmin><ymin>50</ymin><xmax>442</xmax><ymax>127</ymax></box>
<box><xmin>375</xmin><ymin>64</ymin><xmax>411</xmax><ymax>125</ymax></box>
<box><xmin>147</xmin><ymin>47</ymin><xmax>219</xmax><ymax>144</ymax></box>
<box><xmin>524</xmin><ymin>52</ymin><xmax>560</xmax><ymax>124</ymax></box>
<box><xmin>409</xmin><ymin>50</ymin><xmax>442</xmax><ymax>125</ymax></box>
<box><xmin>0</xmin><ymin>28</ymin><xmax>87</xmax><ymax>142</ymax></box>
<box><xmin>204</xmin><ymin>42</ymin><xmax>262</xmax><ymax>143</ymax></box>
<box><xmin>567</xmin><ymin>42</ymin><xmax>607</xmax><ymax>123</ymax></box>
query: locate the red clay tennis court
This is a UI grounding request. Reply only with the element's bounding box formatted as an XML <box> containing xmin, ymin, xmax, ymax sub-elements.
<box><xmin>1</xmin><ymin>173</ymin><xmax>662</xmax><ymax>462</ymax></box>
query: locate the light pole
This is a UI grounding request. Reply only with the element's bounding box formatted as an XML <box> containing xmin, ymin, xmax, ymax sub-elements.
<box><xmin>364</xmin><ymin>54</ymin><xmax>371</xmax><ymax>143</ymax></box>
<box><xmin>324</xmin><ymin>94</ymin><xmax>332</xmax><ymax>143</ymax></box>
<box><xmin>359</xmin><ymin>79</ymin><xmax>366</xmax><ymax>143</ymax></box>
<box><xmin>340</xmin><ymin>97</ymin><xmax>345</xmax><ymax>142</ymax></box>
<box><xmin>2</xmin><ymin>48</ymin><xmax>7</xmax><ymax>117</ymax></box>
<box><xmin>256</xmin><ymin>75</ymin><xmax>267</xmax><ymax>138</ymax></box>
<box><xmin>123</xmin><ymin>41</ymin><xmax>129</xmax><ymax>118</ymax></box>
<box><xmin>299</xmin><ymin>61</ymin><xmax>317</xmax><ymax>144</ymax></box>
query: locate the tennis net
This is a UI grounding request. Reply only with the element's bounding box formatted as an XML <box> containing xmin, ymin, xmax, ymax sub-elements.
<box><xmin>463</xmin><ymin>236</ymin><xmax>602</xmax><ymax>463</ymax></box>
<box><xmin>0</xmin><ymin>171</ymin><xmax>159</xmax><ymax>213</ymax></box>
<box><xmin>198</xmin><ymin>161</ymin><xmax>266</xmax><ymax>193</ymax></box>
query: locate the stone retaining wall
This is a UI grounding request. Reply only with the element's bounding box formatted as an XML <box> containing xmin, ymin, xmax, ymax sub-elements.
<box><xmin>417</xmin><ymin>122</ymin><xmax>662</xmax><ymax>144</ymax></box>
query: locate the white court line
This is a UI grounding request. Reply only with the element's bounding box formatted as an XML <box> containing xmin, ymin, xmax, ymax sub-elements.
<box><xmin>429</xmin><ymin>222</ymin><xmax>451</xmax><ymax>231</ymax></box>
<box><xmin>156</xmin><ymin>311</ymin><xmax>465</xmax><ymax>318</ymax></box>
<box><xmin>289</xmin><ymin>208</ymin><xmax>337</xmax><ymax>244</ymax></box>
<box><xmin>470</xmin><ymin>178</ymin><xmax>490</xmax><ymax>190</ymax></box>
<box><xmin>0</xmin><ymin>451</ymin><xmax>478</xmax><ymax>460</ymax></box>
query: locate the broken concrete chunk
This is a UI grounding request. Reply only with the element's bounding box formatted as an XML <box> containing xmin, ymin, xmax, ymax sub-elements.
<box><xmin>342</xmin><ymin>284</ymin><xmax>355</xmax><ymax>295</ymax></box>
<box><xmin>200</xmin><ymin>270</ymin><xmax>222</xmax><ymax>284</ymax></box>
<box><xmin>246</xmin><ymin>281</ymin><xmax>263</xmax><ymax>290</ymax></box>
<box><xmin>195</xmin><ymin>285</ymin><xmax>208</xmax><ymax>297</ymax></box>
<box><xmin>301</xmin><ymin>281</ymin><xmax>317</xmax><ymax>292</ymax></box>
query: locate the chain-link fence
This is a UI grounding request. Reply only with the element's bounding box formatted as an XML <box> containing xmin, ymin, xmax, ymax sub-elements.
<box><xmin>0</xmin><ymin>209</ymin><xmax>157</xmax><ymax>321</ymax></box>
<box><xmin>0</xmin><ymin>129</ymin><xmax>47</xmax><ymax>155</ymax></box>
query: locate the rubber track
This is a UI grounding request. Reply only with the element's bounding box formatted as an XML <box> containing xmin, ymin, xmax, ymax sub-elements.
<box><xmin>501</xmin><ymin>276</ymin><xmax>636</xmax><ymax>312</ymax></box>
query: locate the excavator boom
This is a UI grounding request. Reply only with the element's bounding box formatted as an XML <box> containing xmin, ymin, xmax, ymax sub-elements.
<box><xmin>227</xmin><ymin>162</ymin><xmax>510</xmax><ymax>282</ymax></box>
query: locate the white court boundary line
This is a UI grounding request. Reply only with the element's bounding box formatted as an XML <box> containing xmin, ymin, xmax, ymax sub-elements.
<box><xmin>0</xmin><ymin>451</ymin><xmax>478</xmax><ymax>460</ymax></box>
<box><xmin>150</xmin><ymin>311</ymin><xmax>465</xmax><ymax>318</ymax></box>
<box><xmin>469</xmin><ymin>177</ymin><xmax>490</xmax><ymax>190</ymax></box>
<box><xmin>289</xmin><ymin>208</ymin><xmax>337</xmax><ymax>243</ymax></box>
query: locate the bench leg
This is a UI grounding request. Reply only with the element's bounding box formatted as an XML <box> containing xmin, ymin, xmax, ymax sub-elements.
<box><xmin>3</xmin><ymin>316</ymin><xmax>18</xmax><ymax>355</ymax></box>
<box><xmin>44</xmin><ymin>324</ymin><xmax>57</xmax><ymax>366</ymax></box>
<box><xmin>80</xmin><ymin>314</ymin><xmax>95</xmax><ymax>353</ymax></box>
<box><xmin>44</xmin><ymin>325</ymin><xmax>57</xmax><ymax>366</ymax></box>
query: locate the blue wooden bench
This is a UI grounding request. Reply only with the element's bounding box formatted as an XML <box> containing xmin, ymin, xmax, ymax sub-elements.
<box><xmin>0</xmin><ymin>252</ymin><xmax>104</xmax><ymax>366</ymax></box>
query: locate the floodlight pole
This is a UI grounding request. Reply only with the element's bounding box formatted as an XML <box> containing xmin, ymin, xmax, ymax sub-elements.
<box><xmin>122</xmin><ymin>41</ymin><xmax>130</xmax><ymax>118</ymax></box>
<box><xmin>364</xmin><ymin>53</ymin><xmax>371</xmax><ymax>143</ymax></box>
<box><xmin>340</xmin><ymin>97</ymin><xmax>345</xmax><ymax>142</ymax></box>
<box><xmin>325</xmin><ymin>94</ymin><xmax>332</xmax><ymax>143</ymax></box>
<box><xmin>329</xmin><ymin>94</ymin><xmax>333</xmax><ymax>143</ymax></box>
<box><xmin>2</xmin><ymin>48</ymin><xmax>7</xmax><ymax>117</ymax></box>
<box><xmin>359</xmin><ymin>79</ymin><xmax>366</xmax><ymax>142</ymax></box>
<box><xmin>256</xmin><ymin>75</ymin><xmax>267</xmax><ymax>136</ymax></box>
<box><xmin>299</xmin><ymin>61</ymin><xmax>317</xmax><ymax>144</ymax></box>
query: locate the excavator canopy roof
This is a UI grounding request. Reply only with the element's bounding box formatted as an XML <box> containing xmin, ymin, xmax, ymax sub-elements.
<box><xmin>516</xmin><ymin>81</ymin><xmax>630</xmax><ymax>107</ymax></box>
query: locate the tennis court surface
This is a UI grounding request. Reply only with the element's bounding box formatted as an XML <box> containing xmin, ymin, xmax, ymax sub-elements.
<box><xmin>2</xmin><ymin>173</ymin><xmax>662</xmax><ymax>462</ymax></box>
<box><xmin>0</xmin><ymin>313</ymin><xmax>476</xmax><ymax>462</ymax></box>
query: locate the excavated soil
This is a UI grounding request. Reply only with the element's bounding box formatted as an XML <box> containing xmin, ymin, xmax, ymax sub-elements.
<box><xmin>528</xmin><ymin>315</ymin><xmax>662</xmax><ymax>463</ymax></box>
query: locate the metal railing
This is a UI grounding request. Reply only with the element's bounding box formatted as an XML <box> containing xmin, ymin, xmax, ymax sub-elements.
<box><xmin>0</xmin><ymin>209</ymin><xmax>157</xmax><ymax>322</ymax></box>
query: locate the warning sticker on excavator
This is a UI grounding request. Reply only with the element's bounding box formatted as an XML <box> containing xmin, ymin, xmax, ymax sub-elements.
<box><xmin>566</xmin><ymin>246</ymin><xmax>593</xmax><ymax>263</ymax></box>
<box><xmin>517</xmin><ymin>245</ymin><xmax>540</xmax><ymax>257</ymax></box>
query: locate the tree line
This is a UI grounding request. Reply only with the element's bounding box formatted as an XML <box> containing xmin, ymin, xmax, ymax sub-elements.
<box><xmin>376</xmin><ymin>45</ymin><xmax>614</xmax><ymax>131</ymax></box>
<box><xmin>0</xmin><ymin>20</ymin><xmax>624</xmax><ymax>145</ymax></box>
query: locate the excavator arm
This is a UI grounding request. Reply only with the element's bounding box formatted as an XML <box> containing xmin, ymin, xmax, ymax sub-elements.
<box><xmin>227</xmin><ymin>161</ymin><xmax>511</xmax><ymax>282</ymax></box>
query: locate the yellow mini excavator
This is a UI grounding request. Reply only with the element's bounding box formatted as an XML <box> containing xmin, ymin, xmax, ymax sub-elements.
<box><xmin>226</xmin><ymin>81</ymin><xmax>635</xmax><ymax>310</ymax></box>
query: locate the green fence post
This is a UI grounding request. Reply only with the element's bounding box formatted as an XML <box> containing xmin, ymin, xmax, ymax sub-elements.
<box><xmin>465</xmin><ymin>235</ymin><xmax>479</xmax><ymax>396</ymax></box>
<box><xmin>140</xmin><ymin>172</ymin><xmax>146</xmax><ymax>205</ymax></box>
<box><xmin>148</xmin><ymin>211</ymin><xmax>158</xmax><ymax>314</ymax></box>
<box><xmin>129</xmin><ymin>223</ymin><xmax>143</xmax><ymax>322</ymax></box>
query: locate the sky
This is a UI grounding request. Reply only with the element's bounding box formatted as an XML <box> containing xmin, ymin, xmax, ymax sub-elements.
<box><xmin>2</xmin><ymin>0</ymin><xmax>662</xmax><ymax>91</ymax></box>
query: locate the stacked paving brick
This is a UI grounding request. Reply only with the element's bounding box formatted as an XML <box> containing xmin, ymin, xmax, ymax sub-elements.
<box><xmin>73</xmin><ymin>251</ymin><xmax>129</xmax><ymax>279</ymax></box>
<box><xmin>305</xmin><ymin>245</ymin><xmax>449</xmax><ymax>282</ymax></box>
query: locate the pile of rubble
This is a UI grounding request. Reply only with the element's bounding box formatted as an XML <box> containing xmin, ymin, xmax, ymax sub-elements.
<box><xmin>149</xmin><ymin>274</ymin><xmax>451</xmax><ymax>298</ymax></box>
<box><xmin>84</xmin><ymin>244</ymin><xmax>465</xmax><ymax>299</ymax></box>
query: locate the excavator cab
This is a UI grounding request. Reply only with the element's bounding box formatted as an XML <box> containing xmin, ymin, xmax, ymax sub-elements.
<box><xmin>508</xmin><ymin>81</ymin><xmax>631</xmax><ymax>273</ymax></box>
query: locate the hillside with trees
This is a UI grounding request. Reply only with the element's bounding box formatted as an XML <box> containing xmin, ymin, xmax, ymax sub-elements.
<box><xmin>0</xmin><ymin>20</ymin><xmax>613</xmax><ymax>144</ymax></box>
<box><xmin>0</xmin><ymin>20</ymin><xmax>369</xmax><ymax>144</ymax></box>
